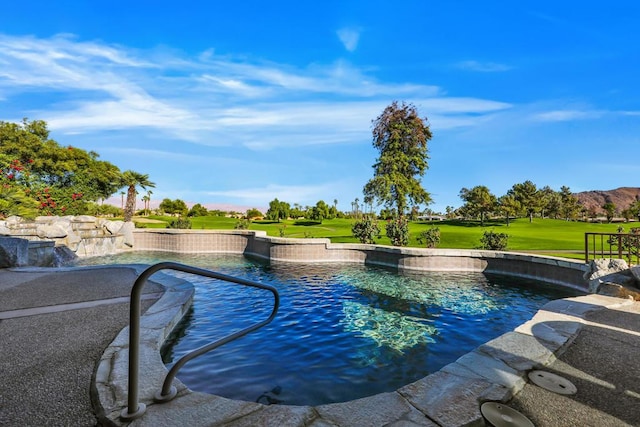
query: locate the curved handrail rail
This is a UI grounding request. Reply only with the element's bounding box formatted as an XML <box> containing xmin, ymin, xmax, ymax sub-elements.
<box><xmin>120</xmin><ymin>261</ymin><xmax>280</xmax><ymax>421</ymax></box>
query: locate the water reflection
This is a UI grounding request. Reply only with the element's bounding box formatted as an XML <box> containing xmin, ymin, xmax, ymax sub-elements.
<box><xmin>341</xmin><ymin>300</ymin><xmax>437</xmax><ymax>354</ymax></box>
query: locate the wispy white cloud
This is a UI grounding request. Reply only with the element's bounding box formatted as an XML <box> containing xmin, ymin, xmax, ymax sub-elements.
<box><xmin>0</xmin><ymin>33</ymin><xmax>149</xmax><ymax>92</ymax></box>
<box><xmin>199</xmin><ymin>74</ymin><xmax>272</xmax><ymax>98</ymax></box>
<box><xmin>337</xmin><ymin>28</ymin><xmax>361</xmax><ymax>52</ymax></box>
<box><xmin>0</xmin><ymin>33</ymin><xmax>513</xmax><ymax>151</ymax></box>
<box><xmin>456</xmin><ymin>60</ymin><xmax>512</xmax><ymax>72</ymax></box>
<box><xmin>532</xmin><ymin>109</ymin><xmax>603</xmax><ymax>122</ymax></box>
<box><xmin>201</xmin><ymin>59</ymin><xmax>438</xmax><ymax>97</ymax></box>
<box><xmin>417</xmin><ymin>97</ymin><xmax>511</xmax><ymax>114</ymax></box>
<box><xmin>98</xmin><ymin>147</ymin><xmax>223</xmax><ymax>162</ymax></box>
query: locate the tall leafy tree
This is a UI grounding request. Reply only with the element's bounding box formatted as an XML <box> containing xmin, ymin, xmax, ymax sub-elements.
<box><xmin>0</xmin><ymin>118</ymin><xmax>122</xmax><ymax>213</ymax></box>
<box><xmin>159</xmin><ymin>198</ymin><xmax>188</xmax><ymax>216</ymax></box>
<box><xmin>458</xmin><ymin>185</ymin><xmax>497</xmax><ymax>226</ymax></box>
<box><xmin>498</xmin><ymin>194</ymin><xmax>520</xmax><ymax>227</ymax></box>
<box><xmin>538</xmin><ymin>186</ymin><xmax>557</xmax><ymax>219</ymax></box>
<box><xmin>602</xmin><ymin>202</ymin><xmax>616</xmax><ymax>223</ymax></box>
<box><xmin>245</xmin><ymin>208</ymin><xmax>263</xmax><ymax>219</ymax></box>
<box><xmin>363</xmin><ymin>101</ymin><xmax>432</xmax><ymax>217</ymax></box>
<box><xmin>121</xmin><ymin>171</ymin><xmax>155</xmax><ymax>222</ymax></box>
<box><xmin>309</xmin><ymin>200</ymin><xmax>330</xmax><ymax>222</ymax></box>
<box><xmin>626</xmin><ymin>198</ymin><xmax>640</xmax><ymax>222</ymax></box>
<box><xmin>629</xmin><ymin>198</ymin><xmax>640</xmax><ymax>221</ymax></box>
<box><xmin>188</xmin><ymin>203</ymin><xmax>210</xmax><ymax>217</ymax></box>
<box><xmin>445</xmin><ymin>205</ymin><xmax>456</xmax><ymax>219</ymax></box>
<box><xmin>559</xmin><ymin>186</ymin><xmax>581</xmax><ymax>221</ymax></box>
<box><xmin>508</xmin><ymin>180</ymin><xmax>542</xmax><ymax>222</ymax></box>
<box><xmin>266</xmin><ymin>198</ymin><xmax>290</xmax><ymax>222</ymax></box>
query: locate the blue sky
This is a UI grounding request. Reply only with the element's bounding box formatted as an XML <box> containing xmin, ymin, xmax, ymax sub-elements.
<box><xmin>1</xmin><ymin>1</ymin><xmax>638</xmax><ymax>213</ymax></box>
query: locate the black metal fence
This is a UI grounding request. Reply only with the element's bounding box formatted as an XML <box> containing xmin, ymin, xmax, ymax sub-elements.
<box><xmin>584</xmin><ymin>231</ymin><xmax>640</xmax><ymax>266</ymax></box>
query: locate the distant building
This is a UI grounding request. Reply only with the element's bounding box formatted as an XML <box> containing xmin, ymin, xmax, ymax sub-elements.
<box><xmin>417</xmin><ymin>215</ymin><xmax>445</xmax><ymax>221</ymax></box>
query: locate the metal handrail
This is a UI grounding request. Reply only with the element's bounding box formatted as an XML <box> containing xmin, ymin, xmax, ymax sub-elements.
<box><xmin>584</xmin><ymin>232</ymin><xmax>640</xmax><ymax>265</ymax></box>
<box><xmin>120</xmin><ymin>261</ymin><xmax>280</xmax><ymax>421</ymax></box>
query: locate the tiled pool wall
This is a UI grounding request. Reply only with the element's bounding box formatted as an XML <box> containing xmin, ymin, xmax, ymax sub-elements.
<box><xmin>133</xmin><ymin>229</ymin><xmax>589</xmax><ymax>292</ymax></box>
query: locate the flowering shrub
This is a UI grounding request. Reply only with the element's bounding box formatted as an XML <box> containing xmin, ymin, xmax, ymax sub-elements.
<box><xmin>0</xmin><ymin>157</ymin><xmax>89</xmax><ymax>216</ymax></box>
<box><xmin>0</xmin><ymin>158</ymin><xmax>38</xmax><ymax>218</ymax></box>
<box><xmin>479</xmin><ymin>230</ymin><xmax>509</xmax><ymax>250</ymax></box>
<box><xmin>168</xmin><ymin>217</ymin><xmax>192</xmax><ymax>229</ymax></box>
<box><xmin>234</xmin><ymin>219</ymin><xmax>250</xmax><ymax>230</ymax></box>
<box><xmin>1</xmin><ymin>159</ymin><xmax>30</xmax><ymax>182</ymax></box>
<box><xmin>417</xmin><ymin>227</ymin><xmax>440</xmax><ymax>248</ymax></box>
<box><xmin>385</xmin><ymin>216</ymin><xmax>409</xmax><ymax>246</ymax></box>
<box><xmin>352</xmin><ymin>215</ymin><xmax>380</xmax><ymax>244</ymax></box>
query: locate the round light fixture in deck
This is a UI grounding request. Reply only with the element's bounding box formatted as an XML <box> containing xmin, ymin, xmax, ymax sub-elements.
<box><xmin>480</xmin><ymin>402</ymin><xmax>534</xmax><ymax>427</ymax></box>
<box><xmin>528</xmin><ymin>370</ymin><xmax>577</xmax><ymax>395</ymax></box>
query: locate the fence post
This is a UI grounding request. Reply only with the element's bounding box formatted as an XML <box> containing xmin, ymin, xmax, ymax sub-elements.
<box><xmin>584</xmin><ymin>233</ymin><xmax>589</xmax><ymax>263</ymax></box>
<box><xmin>618</xmin><ymin>234</ymin><xmax>623</xmax><ymax>260</ymax></box>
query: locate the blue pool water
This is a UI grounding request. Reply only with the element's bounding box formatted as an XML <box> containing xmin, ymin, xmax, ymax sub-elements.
<box><xmin>78</xmin><ymin>251</ymin><xmax>582</xmax><ymax>406</ymax></box>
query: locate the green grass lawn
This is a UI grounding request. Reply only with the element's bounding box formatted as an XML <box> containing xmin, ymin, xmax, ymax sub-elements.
<box><xmin>133</xmin><ymin>215</ymin><xmax>626</xmax><ymax>257</ymax></box>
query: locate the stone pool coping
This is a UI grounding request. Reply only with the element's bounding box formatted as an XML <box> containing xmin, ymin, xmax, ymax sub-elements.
<box><xmin>94</xmin><ymin>264</ymin><xmax>634</xmax><ymax>426</ymax></box>
<box><xmin>132</xmin><ymin>229</ymin><xmax>590</xmax><ymax>293</ymax></box>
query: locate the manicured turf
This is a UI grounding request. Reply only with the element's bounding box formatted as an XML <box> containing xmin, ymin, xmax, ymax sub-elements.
<box><xmin>135</xmin><ymin>215</ymin><xmax>628</xmax><ymax>256</ymax></box>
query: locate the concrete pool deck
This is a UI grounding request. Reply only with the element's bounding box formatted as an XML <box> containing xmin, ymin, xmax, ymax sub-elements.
<box><xmin>0</xmin><ymin>265</ymin><xmax>638</xmax><ymax>426</ymax></box>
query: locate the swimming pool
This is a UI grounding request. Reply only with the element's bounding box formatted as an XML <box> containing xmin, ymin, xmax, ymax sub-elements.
<box><xmin>78</xmin><ymin>251</ymin><xmax>582</xmax><ymax>406</ymax></box>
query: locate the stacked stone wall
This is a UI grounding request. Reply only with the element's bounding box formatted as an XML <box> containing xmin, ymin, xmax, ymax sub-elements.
<box><xmin>0</xmin><ymin>215</ymin><xmax>134</xmax><ymax>262</ymax></box>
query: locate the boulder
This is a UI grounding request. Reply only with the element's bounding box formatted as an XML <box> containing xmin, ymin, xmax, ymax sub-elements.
<box><xmin>584</xmin><ymin>258</ymin><xmax>635</xmax><ymax>293</ymax></box>
<box><xmin>53</xmin><ymin>245</ymin><xmax>78</xmax><ymax>266</ymax></box>
<box><xmin>52</xmin><ymin>217</ymin><xmax>72</xmax><ymax>231</ymax></box>
<box><xmin>66</xmin><ymin>230</ymin><xmax>82</xmax><ymax>249</ymax></box>
<box><xmin>0</xmin><ymin>237</ymin><xmax>29</xmax><ymax>267</ymax></box>
<box><xmin>104</xmin><ymin>220</ymin><xmax>125</xmax><ymax>235</ymax></box>
<box><xmin>120</xmin><ymin>222</ymin><xmax>135</xmax><ymax>247</ymax></box>
<box><xmin>597</xmin><ymin>282</ymin><xmax>640</xmax><ymax>301</ymax></box>
<box><xmin>631</xmin><ymin>265</ymin><xmax>640</xmax><ymax>283</ymax></box>
<box><xmin>75</xmin><ymin>215</ymin><xmax>98</xmax><ymax>223</ymax></box>
<box><xmin>36</xmin><ymin>224</ymin><xmax>68</xmax><ymax>239</ymax></box>
<box><xmin>5</xmin><ymin>215</ymin><xmax>23</xmax><ymax>225</ymax></box>
<box><xmin>35</xmin><ymin>215</ymin><xmax>56</xmax><ymax>224</ymax></box>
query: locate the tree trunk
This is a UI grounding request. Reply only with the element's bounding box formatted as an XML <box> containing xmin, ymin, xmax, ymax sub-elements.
<box><xmin>124</xmin><ymin>186</ymin><xmax>136</xmax><ymax>222</ymax></box>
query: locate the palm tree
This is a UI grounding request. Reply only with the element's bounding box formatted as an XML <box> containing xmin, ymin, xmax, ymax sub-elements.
<box><xmin>120</xmin><ymin>191</ymin><xmax>125</xmax><ymax>210</ymax></box>
<box><xmin>0</xmin><ymin>186</ymin><xmax>39</xmax><ymax>219</ymax></box>
<box><xmin>121</xmin><ymin>170</ymin><xmax>155</xmax><ymax>222</ymax></box>
<box><xmin>146</xmin><ymin>190</ymin><xmax>153</xmax><ymax>215</ymax></box>
<box><xmin>142</xmin><ymin>194</ymin><xmax>150</xmax><ymax>216</ymax></box>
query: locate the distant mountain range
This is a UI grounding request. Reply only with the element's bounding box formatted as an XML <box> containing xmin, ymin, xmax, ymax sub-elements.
<box><xmin>575</xmin><ymin>187</ymin><xmax>640</xmax><ymax>214</ymax></box>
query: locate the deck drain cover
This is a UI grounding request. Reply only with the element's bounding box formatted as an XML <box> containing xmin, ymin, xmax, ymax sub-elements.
<box><xmin>480</xmin><ymin>402</ymin><xmax>534</xmax><ymax>427</ymax></box>
<box><xmin>528</xmin><ymin>370</ymin><xmax>577</xmax><ymax>395</ymax></box>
